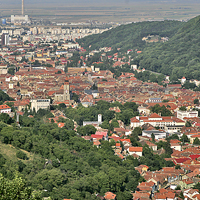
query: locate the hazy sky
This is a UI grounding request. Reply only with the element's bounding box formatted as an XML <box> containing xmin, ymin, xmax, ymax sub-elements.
<box><xmin>2</xmin><ymin>0</ymin><xmax>199</xmax><ymax>5</ymax></box>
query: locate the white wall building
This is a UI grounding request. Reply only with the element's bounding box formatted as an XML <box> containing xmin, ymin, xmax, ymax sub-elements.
<box><xmin>83</xmin><ymin>114</ymin><xmax>102</xmax><ymax>126</ymax></box>
<box><xmin>142</xmin><ymin>130</ymin><xmax>167</xmax><ymax>140</ymax></box>
<box><xmin>130</xmin><ymin>113</ymin><xmax>185</xmax><ymax>129</ymax></box>
<box><xmin>11</xmin><ymin>15</ymin><xmax>30</xmax><ymax>24</ymax></box>
<box><xmin>127</xmin><ymin>147</ymin><xmax>143</xmax><ymax>157</ymax></box>
<box><xmin>177</xmin><ymin>110</ymin><xmax>198</xmax><ymax>121</ymax></box>
<box><xmin>31</xmin><ymin>99</ymin><xmax>50</xmax><ymax>112</ymax></box>
<box><xmin>0</xmin><ymin>105</ymin><xmax>11</xmax><ymax>113</ymax></box>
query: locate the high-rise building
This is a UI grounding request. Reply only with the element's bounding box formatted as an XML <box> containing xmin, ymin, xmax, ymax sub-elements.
<box><xmin>1</xmin><ymin>33</ymin><xmax>9</xmax><ymax>46</ymax></box>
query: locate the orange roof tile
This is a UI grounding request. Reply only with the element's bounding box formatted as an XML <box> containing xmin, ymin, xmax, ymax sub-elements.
<box><xmin>104</xmin><ymin>192</ymin><xmax>116</xmax><ymax>200</ymax></box>
<box><xmin>129</xmin><ymin>147</ymin><xmax>143</xmax><ymax>152</ymax></box>
<box><xmin>149</xmin><ymin>113</ymin><xmax>162</xmax><ymax>118</ymax></box>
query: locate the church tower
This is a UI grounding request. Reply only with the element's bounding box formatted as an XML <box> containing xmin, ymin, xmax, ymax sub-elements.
<box><xmin>63</xmin><ymin>80</ymin><xmax>70</xmax><ymax>101</ymax></box>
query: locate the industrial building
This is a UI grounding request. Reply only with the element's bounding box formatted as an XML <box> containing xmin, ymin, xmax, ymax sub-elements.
<box><xmin>11</xmin><ymin>0</ymin><xmax>30</xmax><ymax>24</ymax></box>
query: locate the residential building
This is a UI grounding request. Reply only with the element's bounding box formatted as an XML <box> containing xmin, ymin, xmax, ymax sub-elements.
<box><xmin>147</xmin><ymin>97</ymin><xmax>162</xmax><ymax>103</ymax></box>
<box><xmin>128</xmin><ymin>147</ymin><xmax>143</xmax><ymax>157</ymax></box>
<box><xmin>0</xmin><ymin>105</ymin><xmax>11</xmax><ymax>113</ymax></box>
<box><xmin>104</xmin><ymin>192</ymin><xmax>116</xmax><ymax>200</ymax></box>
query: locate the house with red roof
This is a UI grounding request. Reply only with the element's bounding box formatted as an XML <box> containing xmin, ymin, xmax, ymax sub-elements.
<box><xmin>104</xmin><ymin>192</ymin><xmax>116</xmax><ymax>200</ymax></box>
<box><xmin>93</xmin><ymin>140</ymin><xmax>101</xmax><ymax>148</ymax></box>
<box><xmin>153</xmin><ymin>191</ymin><xmax>176</xmax><ymax>200</ymax></box>
<box><xmin>128</xmin><ymin>147</ymin><xmax>143</xmax><ymax>157</ymax></box>
<box><xmin>0</xmin><ymin>105</ymin><xmax>11</xmax><ymax>113</ymax></box>
<box><xmin>132</xmin><ymin>191</ymin><xmax>150</xmax><ymax>200</ymax></box>
<box><xmin>113</xmin><ymin>127</ymin><xmax>126</xmax><ymax>136</ymax></box>
<box><xmin>58</xmin><ymin>122</ymin><xmax>65</xmax><ymax>128</ymax></box>
<box><xmin>170</xmin><ymin>142</ymin><xmax>182</xmax><ymax>151</ymax></box>
<box><xmin>91</xmin><ymin>134</ymin><xmax>104</xmax><ymax>141</ymax></box>
<box><xmin>137</xmin><ymin>181</ymin><xmax>156</xmax><ymax>193</ymax></box>
<box><xmin>190</xmin><ymin>134</ymin><xmax>200</xmax><ymax>144</ymax></box>
<box><xmin>173</xmin><ymin>158</ymin><xmax>191</xmax><ymax>165</ymax></box>
<box><xmin>145</xmin><ymin>140</ymin><xmax>158</xmax><ymax>151</ymax></box>
<box><xmin>183</xmin><ymin>189</ymin><xmax>199</xmax><ymax>200</ymax></box>
<box><xmin>95</xmin><ymin>131</ymin><xmax>108</xmax><ymax>140</ymax></box>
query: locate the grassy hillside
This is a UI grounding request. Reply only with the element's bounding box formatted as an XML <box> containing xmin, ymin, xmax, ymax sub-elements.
<box><xmin>0</xmin><ymin>142</ymin><xmax>38</xmax><ymax>163</ymax></box>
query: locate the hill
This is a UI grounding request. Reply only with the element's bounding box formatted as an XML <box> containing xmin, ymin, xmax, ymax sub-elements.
<box><xmin>78</xmin><ymin>15</ymin><xmax>200</xmax><ymax>80</ymax></box>
<box><xmin>134</xmin><ymin>15</ymin><xmax>200</xmax><ymax>80</ymax></box>
<box><xmin>79</xmin><ymin>20</ymin><xmax>182</xmax><ymax>53</ymax></box>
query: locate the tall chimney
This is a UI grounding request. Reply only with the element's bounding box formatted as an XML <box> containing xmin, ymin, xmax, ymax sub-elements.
<box><xmin>22</xmin><ymin>0</ymin><xmax>24</xmax><ymax>15</ymax></box>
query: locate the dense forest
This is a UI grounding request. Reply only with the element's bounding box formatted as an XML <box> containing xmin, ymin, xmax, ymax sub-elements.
<box><xmin>79</xmin><ymin>20</ymin><xmax>182</xmax><ymax>53</ymax></box>
<box><xmin>78</xmin><ymin>15</ymin><xmax>200</xmax><ymax>80</ymax></box>
<box><xmin>0</xmin><ymin>100</ymin><xmax>174</xmax><ymax>200</ymax></box>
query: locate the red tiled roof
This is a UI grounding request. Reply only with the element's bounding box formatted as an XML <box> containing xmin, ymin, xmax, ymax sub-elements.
<box><xmin>120</xmin><ymin>139</ymin><xmax>131</xmax><ymax>143</ymax></box>
<box><xmin>0</xmin><ymin>105</ymin><xmax>11</xmax><ymax>110</ymax></box>
<box><xmin>58</xmin><ymin>123</ymin><xmax>65</xmax><ymax>128</ymax></box>
<box><xmin>149</xmin><ymin>113</ymin><xmax>162</xmax><ymax>118</ymax></box>
<box><xmin>190</xmin><ymin>155</ymin><xmax>200</xmax><ymax>160</ymax></box>
<box><xmin>174</xmin><ymin>158</ymin><xmax>191</xmax><ymax>164</ymax></box>
<box><xmin>91</xmin><ymin>134</ymin><xmax>104</xmax><ymax>139</ymax></box>
<box><xmin>129</xmin><ymin>147</ymin><xmax>143</xmax><ymax>152</ymax></box>
<box><xmin>104</xmin><ymin>192</ymin><xmax>116</xmax><ymax>200</ymax></box>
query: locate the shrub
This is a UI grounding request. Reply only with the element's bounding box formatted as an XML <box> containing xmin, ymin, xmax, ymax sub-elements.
<box><xmin>16</xmin><ymin>150</ymin><xmax>28</xmax><ymax>160</ymax></box>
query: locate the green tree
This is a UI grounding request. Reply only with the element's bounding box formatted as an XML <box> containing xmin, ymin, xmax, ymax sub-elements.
<box><xmin>193</xmin><ymin>182</ymin><xmax>200</xmax><ymax>192</ymax></box>
<box><xmin>16</xmin><ymin>150</ymin><xmax>28</xmax><ymax>160</ymax></box>
<box><xmin>150</xmin><ymin>104</ymin><xmax>172</xmax><ymax>116</ymax></box>
<box><xmin>179</xmin><ymin>106</ymin><xmax>187</xmax><ymax>111</ymax></box>
<box><xmin>8</xmin><ymin>68</ymin><xmax>15</xmax><ymax>75</ymax></box>
<box><xmin>151</xmin><ymin>133</ymin><xmax>155</xmax><ymax>142</ymax></box>
<box><xmin>71</xmin><ymin>93</ymin><xmax>80</xmax><ymax>103</ymax></box>
<box><xmin>194</xmin><ymin>99</ymin><xmax>199</xmax><ymax>104</ymax></box>
<box><xmin>77</xmin><ymin>125</ymin><xmax>97</xmax><ymax>136</ymax></box>
<box><xmin>180</xmin><ymin>134</ymin><xmax>189</xmax><ymax>143</ymax></box>
<box><xmin>185</xmin><ymin>121</ymin><xmax>192</xmax><ymax>127</ymax></box>
<box><xmin>193</xmin><ymin>137</ymin><xmax>200</xmax><ymax>145</ymax></box>
<box><xmin>0</xmin><ymin>113</ymin><xmax>14</xmax><ymax>124</ymax></box>
<box><xmin>132</xmin><ymin>127</ymin><xmax>142</xmax><ymax>136</ymax></box>
<box><xmin>175</xmin><ymin>165</ymin><xmax>181</xmax><ymax>169</ymax></box>
<box><xmin>58</xmin><ymin>103</ymin><xmax>66</xmax><ymax>110</ymax></box>
<box><xmin>167</xmin><ymin>134</ymin><xmax>179</xmax><ymax>140</ymax></box>
<box><xmin>175</xmin><ymin>185</ymin><xmax>181</xmax><ymax>190</ymax></box>
<box><xmin>0</xmin><ymin>174</ymin><xmax>41</xmax><ymax>200</ymax></box>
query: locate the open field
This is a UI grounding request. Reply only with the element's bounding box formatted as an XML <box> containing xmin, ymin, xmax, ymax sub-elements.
<box><xmin>0</xmin><ymin>2</ymin><xmax>200</xmax><ymax>22</ymax></box>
